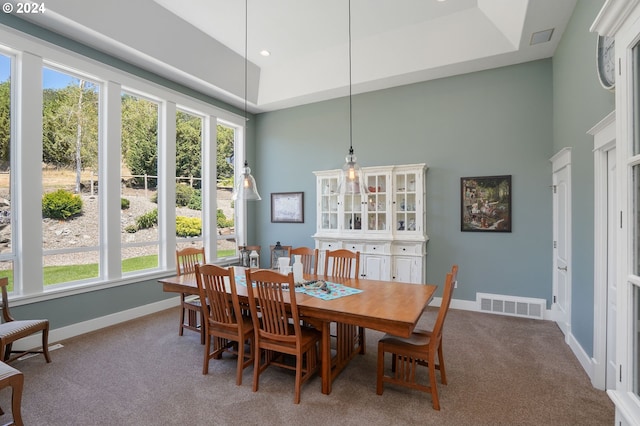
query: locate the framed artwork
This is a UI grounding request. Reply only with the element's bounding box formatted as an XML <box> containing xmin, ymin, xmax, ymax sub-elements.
<box><xmin>461</xmin><ymin>175</ymin><xmax>511</xmax><ymax>232</ymax></box>
<box><xmin>271</xmin><ymin>192</ymin><xmax>304</xmax><ymax>223</ymax></box>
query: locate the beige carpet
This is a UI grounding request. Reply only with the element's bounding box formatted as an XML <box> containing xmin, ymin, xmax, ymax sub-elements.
<box><xmin>0</xmin><ymin>307</ymin><xmax>613</xmax><ymax>425</ymax></box>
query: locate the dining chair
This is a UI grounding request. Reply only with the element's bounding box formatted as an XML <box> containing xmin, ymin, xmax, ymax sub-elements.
<box><xmin>324</xmin><ymin>249</ymin><xmax>366</xmax><ymax>355</ymax></box>
<box><xmin>195</xmin><ymin>264</ymin><xmax>254</xmax><ymax>385</ymax></box>
<box><xmin>176</xmin><ymin>246</ymin><xmax>206</xmax><ymax>344</ymax></box>
<box><xmin>0</xmin><ymin>277</ymin><xmax>51</xmax><ymax>364</ymax></box>
<box><xmin>0</xmin><ymin>361</ymin><xmax>23</xmax><ymax>426</ymax></box>
<box><xmin>376</xmin><ymin>264</ymin><xmax>459</xmax><ymax>410</ymax></box>
<box><xmin>238</xmin><ymin>245</ymin><xmax>262</xmax><ymax>268</ymax></box>
<box><xmin>245</xmin><ymin>268</ymin><xmax>321</xmax><ymax>404</ymax></box>
<box><xmin>290</xmin><ymin>247</ymin><xmax>319</xmax><ymax>275</ymax></box>
<box><xmin>270</xmin><ymin>243</ymin><xmax>292</xmax><ymax>269</ymax></box>
<box><xmin>324</xmin><ymin>248</ymin><xmax>360</xmax><ymax>279</ymax></box>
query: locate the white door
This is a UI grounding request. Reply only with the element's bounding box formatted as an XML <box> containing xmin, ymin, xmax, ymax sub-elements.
<box><xmin>606</xmin><ymin>149</ymin><xmax>617</xmax><ymax>389</ymax></box>
<box><xmin>551</xmin><ymin>148</ymin><xmax>572</xmax><ymax>341</ymax></box>
<box><xmin>588</xmin><ymin>111</ymin><xmax>616</xmax><ymax>390</ymax></box>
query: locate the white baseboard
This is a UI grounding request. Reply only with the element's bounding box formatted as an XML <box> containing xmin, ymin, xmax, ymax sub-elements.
<box><xmin>568</xmin><ymin>330</ymin><xmax>594</xmax><ymax>379</ymax></box>
<box><xmin>12</xmin><ymin>296</ymin><xmax>180</xmax><ymax>353</ymax></box>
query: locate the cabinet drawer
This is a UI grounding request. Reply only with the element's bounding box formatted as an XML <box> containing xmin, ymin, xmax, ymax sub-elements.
<box><xmin>364</xmin><ymin>243</ymin><xmax>390</xmax><ymax>254</ymax></box>
<box><xmin>319</xmin><ymin>241</ymin><xmax>342</xmax><ymax>251</ymax></box>
<box><xmin>343</xmin><ymin>243</ymin><xmax>364</xmax><ymax>253</ymax></box>
<box><xmin>392</xmin><ymin>243</ymin><xmax>423</xmax><ymax>255</ymax></box>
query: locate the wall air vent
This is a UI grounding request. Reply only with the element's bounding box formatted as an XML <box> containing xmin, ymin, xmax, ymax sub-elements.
<box><xmin>477</xmin><ymin>293</ymin><xmax>545</xmax><ymax>320</ymax></box>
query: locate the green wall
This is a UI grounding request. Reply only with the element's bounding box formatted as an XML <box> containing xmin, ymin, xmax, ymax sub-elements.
<box><xmin>552</xmin><ymin>0</ymin><xmax>615</xmax><ymax>353</ymax></box>
<box><xmin>252</xmin><ymin>0</ymin><xmax>614</xmax><ymax>356</ymax></box>
<box><xmin>254</xmin><ymin>59</ymin><xmax>554</xmax><ymax>304</ymax></box>
<box><xmin>0</xmin><ymin>1</ymin><xmax>616</xmax><ymax>359</ymax></box>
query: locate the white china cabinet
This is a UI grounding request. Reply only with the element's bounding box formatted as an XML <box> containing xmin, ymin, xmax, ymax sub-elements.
<box><xmin>313</xmin><ymin>164</ymin><xmax>428</xmax><ymax>283</ymax></box>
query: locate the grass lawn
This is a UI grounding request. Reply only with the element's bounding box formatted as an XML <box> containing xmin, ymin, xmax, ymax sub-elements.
<box><xmin>26</xmin><ymin>248</ymin><xmax>238</xmax><ymax>288</ymax></box>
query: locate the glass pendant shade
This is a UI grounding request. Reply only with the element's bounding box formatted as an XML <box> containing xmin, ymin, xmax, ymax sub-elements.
<box><xmin>232</xmin><ymin>161</ymin><xmax>262</xmax><ymax>201</ymax></box>
<box><xmin>339</xmin><ymin>147</ymin><xmax>367</xmax><ymax>195</ymax></box>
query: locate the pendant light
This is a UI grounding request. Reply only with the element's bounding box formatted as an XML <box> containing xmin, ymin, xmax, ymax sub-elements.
<box><xmin>232</xmin><ymin>0</ymin><xmax>261</xmax><ymax>201</ymax></box>
<box><xmin>339</xmin><ymin>0</ymin><xmax>368</xmax><ymax>196</ymax></box>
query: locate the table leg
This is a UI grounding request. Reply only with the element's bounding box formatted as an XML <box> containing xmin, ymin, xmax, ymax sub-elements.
<box><xmin>321</xmin><ymin>320</ymin><xmax>331</xmax><ymax>395</ymax></box>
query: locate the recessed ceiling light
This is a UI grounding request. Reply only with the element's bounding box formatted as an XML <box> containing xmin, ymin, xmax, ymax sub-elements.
<box><xmin>260</xmin><ymin>50</ymin><xmax>271</xmax><ymax>57</ymax></box>
<box><xmin>530</xmin><ymin>28</ymin><xmax>554</xmax><ymax>45</ymax></box>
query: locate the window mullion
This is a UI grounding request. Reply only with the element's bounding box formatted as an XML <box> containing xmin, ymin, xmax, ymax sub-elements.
<box><xmin>202</xmin><ymin>115</ymin><xmax>217</xmax><ymax>259</ymax></box>
<box><xmin>159</xmin><ymin>101</ymin><xmax>176</xmax><ymax>270</ymax></box>
<box><xmin>15</xmin><ymin>52</ymin><xmax>43</xmax><ymax>296</ymax></box>
<box><xmin>102</xmin><ymin>80</ymin><xmax>122</xmax><ymax>280</ymax></box>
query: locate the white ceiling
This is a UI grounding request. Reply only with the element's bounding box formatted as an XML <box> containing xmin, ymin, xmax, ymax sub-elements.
<box><xmin>13</xmin><ymin>0</ymin><xmax>577</xmax><ymax>113</ymax></box>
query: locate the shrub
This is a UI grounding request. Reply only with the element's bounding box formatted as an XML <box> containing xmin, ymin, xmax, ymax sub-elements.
<box><xmin>176</xmin><ymin>216</ymin><xmax>202</xmax><ymax>237</ymax></box>
<box><xmin>135</xmin><ymin>208</ymin><xmax>158</xmax><ymax>229</ymax></box>
<box><xmin>42</xmin><ymin>189</ymin><xmax>83</xmax><ymax>220</ymax></box>
<box><xmin>187</xmin><ymin>190</ymin><xmax>202</xmax><ymax>210</ymax></box>
<box><xmin>217</xmin><ymin>209</ymin><xmax>233</xmax><ymax>228</ymax></box>
<box><xmin>218</xmin><ymin>177</ymin><xmax>234</xmax><ymax>188</ymax></box>
<box><xmin>124</xmin><ymin>224</ymin><xmax>138</xmax><ymax>233</ymax></box>
<box><xmin>175</xmin><ymin>184</ymin><xmax>196</xmax><ymax>207</ymax></box>
<box><xmin>121</xmin><ymin>198</ymin><xmax>130</xmax><ymax>210</ymax></box>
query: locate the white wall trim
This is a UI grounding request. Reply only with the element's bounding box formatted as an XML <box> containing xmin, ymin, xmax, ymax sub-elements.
<box><xmin>568</xmin><ymin>331</ymin><xmax>595</xmax><ymax>379</ymax></box>
<box><xmin>588</xmin><ymin>110</ymin><xmax>616</xmax><ymax>390</ymax></box>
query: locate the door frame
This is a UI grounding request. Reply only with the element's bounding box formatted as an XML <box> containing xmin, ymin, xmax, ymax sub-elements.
<box><xmin>589</xmin><ymin>111</ymin><xmax>616</xmax><ymax>390</ymax></box>
<box><xmin>550</xmin><ymin>147</ymin><xmax>572</xmax><ymax>341</ymax></box>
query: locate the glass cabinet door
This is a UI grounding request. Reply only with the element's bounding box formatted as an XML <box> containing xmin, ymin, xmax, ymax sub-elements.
<box><xmin>319</xmin><ymin>176</ymin><xmax>339</xmax><ymax>231</ymax></box>
<box><xmin>343</xmin><ymin>192</ymin><xmax>362</xmax><ymax>230</ymax></box>
<box><xmin>365</xmin><ymin>173</ymin><xmax>387</xmax><ymax>231</ymax></box>
<box><xmin>394</xmin><ymin>171</ymin><xmax>418</xmax><ymax>233</ymax></box>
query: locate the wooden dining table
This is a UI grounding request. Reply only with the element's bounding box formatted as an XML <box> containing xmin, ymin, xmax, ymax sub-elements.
<box><xmin>158</xmin><ymin>267</ymin><xmax>437</xmax><ymax>395</ymax></box>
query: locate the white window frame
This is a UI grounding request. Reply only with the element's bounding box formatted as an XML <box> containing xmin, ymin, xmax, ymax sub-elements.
<box><xmin>0</xmin><ymin>24</ymin><xmax>247</xmax><ymax>304</ymax></box>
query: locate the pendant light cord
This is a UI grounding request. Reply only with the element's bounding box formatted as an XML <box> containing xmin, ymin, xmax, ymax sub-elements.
<box><xmin>348</xmin><ymin>0</ymin><xmax>353</xmax><ymax>154</ymax></box>
<box><xmin>245</xmin><ymin>0</ymin><xmax>248</xmax><ymax>124</ymax></box>
<box><xmin>243</xmin><ymin>0</ymin><xmax>249</xmax><ymax>169</ymax></box>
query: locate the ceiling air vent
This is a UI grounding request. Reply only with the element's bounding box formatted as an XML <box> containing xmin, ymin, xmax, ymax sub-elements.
<box><xmin>530</xmin><ymin>28</ymin><xmax>554</xmax><ymax>45</ymax></box>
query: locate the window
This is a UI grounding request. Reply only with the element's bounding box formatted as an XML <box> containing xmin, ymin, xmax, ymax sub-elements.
<box><xmin>0</xmin><ymin>27</ymin><xmax>247</xmax><ymax>297</ymax></box>
<box><xmin>41</xmin><ymin>67</ymin><xmax>100</xmax><ymax>286</ymax></box>
<box><xmin>120</xmin><ymin>91</ymin><xmax>160</xmax><ymax>273</ymax></box>
<box><xmin>175</xmin><ymin>109</ymin><xmax>203</xmax><ymax>250</ymax></box>
<box><xmin>216</xmin><ymin>123</ymin><xmax>236</xmax><ymax>260</ymax></box>
<box><xmin>633</xmin><ymin>43</ymin><xmax>640</xmax><ymax>399</ymax></box>
<box><xmin>0</xmin><ymin>53</ymin><xmax>12</xmax><ymax>289</ymax></box>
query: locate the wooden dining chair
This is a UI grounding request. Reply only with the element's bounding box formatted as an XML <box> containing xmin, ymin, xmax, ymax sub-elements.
<box><xmin>245</xmin><ymin>268</ymin><xmax>321</xmax><ymax>404</ymax></box>
<box><xmin>0</xmin><ymin>361</ymin><xmax>23</xmax><ymax>426</ymax></box>
<box><xmin>323</xmin><ymin>249</ymin><xmax>366</xmax><ymax>355</ymax></box>
<box><xmin>290</xmin><ymin>247</ymin><xmax>319</xmax><ymax>275</ymax></box>
<box><xmin>376</xmin><ymin>264</ymin><xmax>459</xmax><ymax>410</ymax></box>
<box><xmin>195</xmin><ymin>264</ymin><xmax>254</xmax><ymax>385</ymax></box>
<box><xmin>270</xmin><ymin>243</ymin><xmax>292</xmax><ymax>269</ymax></box>
<box><xmin>0</xmin><ymin>277</ymin><xmax>51</xmax><ymax>364</ymax></box>
<box><xmin>324</xmin><ymin>248</ymin><xmax>360</xmax><ymax>279</ymax></box>
<box><xmin>238</xmin><ymin>245</ymin><xmax>262</xmax><ymax>268</ymax></box>
<box><xmin>176</xmin><ymin>246</ymin><xmax>206</xmax><ymax>344</ymax></box>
